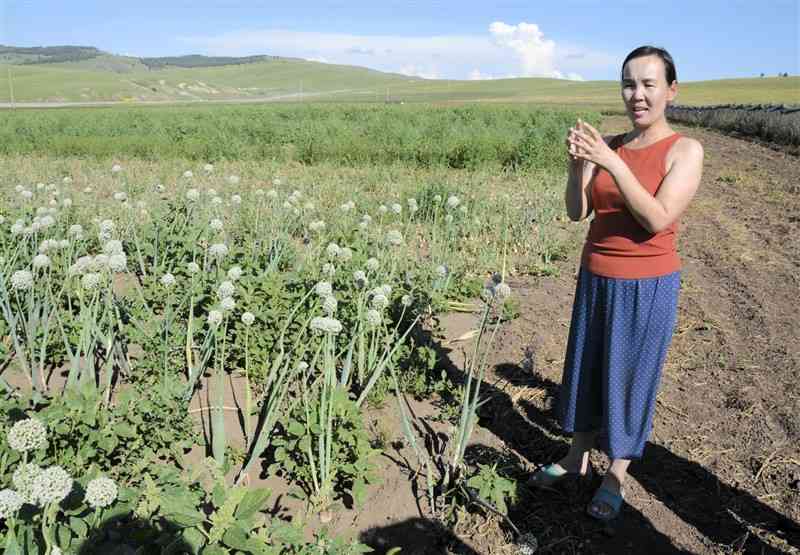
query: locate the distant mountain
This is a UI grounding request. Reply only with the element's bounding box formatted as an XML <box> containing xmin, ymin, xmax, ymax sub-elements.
<box><xmin>0</xmin><ymin>45</ymin><xmax>300</xmax><ymax>71</ymax></box>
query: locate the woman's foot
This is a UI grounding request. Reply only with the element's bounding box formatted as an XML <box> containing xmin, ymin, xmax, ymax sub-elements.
<box><xmin>527</xmin><ymin>456</ymin><xmax>592</xmax><ymax>489</ymax></box>
<box><xmin>587</xmin><ymin>473</ymin><xmax>625</xmax><ymax>521</ymax></box>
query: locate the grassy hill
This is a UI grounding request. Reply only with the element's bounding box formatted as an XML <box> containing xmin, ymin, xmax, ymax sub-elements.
<box><xmin>0</xmin><ymin>45</ymin><xmax>796</xmax><ymax>108</ymax></box>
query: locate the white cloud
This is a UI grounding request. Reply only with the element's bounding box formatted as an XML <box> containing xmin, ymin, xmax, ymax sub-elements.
<box><xmin>399</xmin><ymin>64</ymin><xmax>439</xmax><ymax>79</ymax></box>
<box><xmin>176</xmin><ymin>24</ymin><xmax>614</xmax><ymax>81</ymax></box>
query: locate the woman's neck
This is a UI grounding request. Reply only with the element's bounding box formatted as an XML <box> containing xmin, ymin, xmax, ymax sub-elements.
<box><xmin>626</xmin><ymin>121</ymin><xmax>674</xmax><ymax>145</ymax></box>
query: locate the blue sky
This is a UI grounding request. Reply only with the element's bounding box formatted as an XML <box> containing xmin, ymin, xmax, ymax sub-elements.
<box><xmin>2</xmin><ymin>0</ymin><xmax>798</xmax><ymax>82</ymax></box>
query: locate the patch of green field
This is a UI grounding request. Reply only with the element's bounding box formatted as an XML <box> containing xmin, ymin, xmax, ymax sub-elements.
<box><xmin>0</xmin><ymin>103</ymin><xmax>602</xmax><ymax>168</ymax></box>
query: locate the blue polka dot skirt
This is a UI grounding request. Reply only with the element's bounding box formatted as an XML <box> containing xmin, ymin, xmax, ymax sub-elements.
<box><xmin>557</xmin><ymin>266</ymin><xmax>681</xmax><ymax>460</ymax></box>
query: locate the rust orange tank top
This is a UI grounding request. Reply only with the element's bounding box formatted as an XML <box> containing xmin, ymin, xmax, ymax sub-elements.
<box><xmin>580</xmin><ymin>131</ymin><xmax>683</xmax><ymax>279</ymax></box>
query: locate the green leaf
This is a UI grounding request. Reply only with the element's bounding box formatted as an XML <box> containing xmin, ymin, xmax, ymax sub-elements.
<box><xmin>234</xmin><ymin>487</ymin><xmax>272</xmax><ymax>521</ymax></box>
<box><xmin>69</xmin><ymin>516</ymin><xmax>89</xmax><ymax>539</ymax></box>
<box><xmin>3</xmin><ymin>528</ymin><xmax>21</xmax><ymax>555</ymax></box>
<box><xmin>182</xmin><ymin>527</ymin><xmax>207</xmax><ymax>554</ymax></box>
<box><xmin>201</xmin><ymin>545</ymin><xmax>229</xmax><ymax>555</ymax></box>
<box><xmin>286</xmin><ymin>420</ymin><xmax>305</xmax><ymax>436</ymax></box>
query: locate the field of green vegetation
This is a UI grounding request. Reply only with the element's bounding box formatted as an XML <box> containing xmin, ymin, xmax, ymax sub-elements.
<box><xmin>0</xmin><ymin>103</ymin><xmax>602</xmax><ymax>170</ymax></box>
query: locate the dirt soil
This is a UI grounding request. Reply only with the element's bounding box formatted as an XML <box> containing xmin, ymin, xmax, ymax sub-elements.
<box><xmin>334</xmin><ymin>116</ymin><xmax>800</xmax><ymax>554</ymax></box>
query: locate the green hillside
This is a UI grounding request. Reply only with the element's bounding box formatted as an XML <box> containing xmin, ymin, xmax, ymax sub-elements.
<box><xmin>0</xmin><ymin>44</ymin><xmax>796</xmax><ymax>108</ymax></box>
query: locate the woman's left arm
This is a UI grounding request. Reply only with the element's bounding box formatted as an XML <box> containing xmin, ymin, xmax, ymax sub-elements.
<box><xmin>570</xmin><ymin>122</ymin><xmax>704</xmax><ymax>234</ymax></box>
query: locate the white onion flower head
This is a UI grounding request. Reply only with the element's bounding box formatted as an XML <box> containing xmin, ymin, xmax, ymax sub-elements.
<box><xmin>315</xmin><ymin>281</ymin><xmax>332</xmax><ymax>297</ymax></box>
<box><xmin>113</xmin><ymin>191</ymin><xmax>128</xmax><ymax>202</ymax></box>
<box><xmin>436</xmin><ymin>265</ymin><xmax>449</xmax><ymax>278</ymax></box>
<box><xmin>39</xmin><ymin>215</ymin><xmax>56</xmax><ymax>228</ymax></box>
<box><xmin>401</xmin><ymin>294</ymin><xmax>413</xmax><ymax>307</ymax></box>
<box><xmin>326</xmin><ymin>243</ymin><xmax>341</xmax><ymax>259</ymax></box>
<box><xmin>111</xmin><ymin>164</ymin><xmax>122</xmax><ymax>173</ymax></box>
<box><xmin>187</xmin><ymin>262</ymin><xmax>200</xmax><ymax>274</ymax></box>
<box><xmin>10</xmin><ymin>270</ymin><xmax>34</xmax><ymax>291</ymax></box>
<box><xmin>211</xmin><ymin>196</ymin><xmax>223</xmax><ymax>206</ymax></box>
<box><xmin>365</xmin><ymin>309</ymin><xmax>382</xmax><ymax>328</ymax></box>
<box><xmin>203</xmin><ymin>163</ymin><xmax>214</xmax><ymax>173</ymax></box>
<box><xmin>241</xmin><ymin>312</ymin><xmax>255</xmax><ymax>326</ymax></box>
<box><xmin>32</xmin><ymin>254</ymin><xmax>51</xmax><ymax>270</ymax></box>
<box><xmin>378</xmin><ymin>204</ymin><xmax>388</xmax><ymax>214</ymax></box>
<box><xmin>447</xmin><ymin>195</ymin><xmax>460</xmax><ymax>209</ymax></box>
<box><xmin>31</xmin><ymin>465</ymin><xmax>73</xmax><ymax>506</ymax></box>
<box><xmin>309</xmin><ymin>220</ymin><xmax>326</xmax><ymax>232</ymax></box>
<box><xmin>209</xmin><ymin>243</ymin><xmax>229</xmax><ymax>259</ymax></box>
<box><xmin>68</xmin><ymin>256</ymin><xmax>92</xmax><ymax>277</ymax></box>
<box><xmin>93</xmin><ymin>254</ymin><xmax>110</xmax><ymax>270</ymax></box>
<box><xmin>227</xmin><ymin>175</ymin><xmax>240</xmax><ymax>185</ymax></box>
<box><xmin>495</xmin><ymin>282</ymin><xmax>512</xmax><ymax>300</ymax></box>
<box><xmin>10</xmin><ymin>222</ymin><xmax>24</xmax><ymax>236</ymax></box>
<box><xmin>38</xmin><ymin>239</ymin><xmax>58</xmax><ymax>253</ymax></box>
<box><xmin>63</xmin><ymin>176</ymin><xmax>72</xmax><ymax>184</ymax></box>
<box><xmin>391</xmin><ymin>203</ymin><xmax>402</xmax><ymax>215</ymax></box>
<box><xmin>444</xmin><ymin>214</ymin><xmax>454</xmax><ymax>224</ymax></box>
<box><xmin>85</xmin><ymin>477</ymin><xmax>117</xmax><ymax>509</ymax></box>
<box><xmin>20</xmin><ymin>190</ymin><xmax>33</xmax><ymax>200</ymax></box>
<box><xmin>358</xmin><ymin>221</ymin><xmax>368</xmax><ymax>230</ymax></box>
<box><xmin>310</xmin><ymin>316</ymin><xmax>342</xmax><ymax>335</ymax></box>
<box><xmin>108</xmin><ymin>253</ymin><xmax>127</xmax><ymax>273</ymax></box>
<box><xmin>371</xmin><ymin>293</ymin><xmax>389</xmax><ymax>311</ymax></box>
<box><xmin>68</xmin><ymin>224</ymin><xmax>83</xmax><ymax>237</ymax></box>
<box><xmin>272</xmin><ymin>177</ymin><xmax>281</xmax><ymax>186</ymax></box>
<box><xmin>103</xmin><ymin>240</ymin><xmax>124</xmax><ymax>255</ymax></box>
<box><xmin>322</xmin><ymin>263</ymin><xmax>336</xmax><ymax>277</ymax></box>
<box><xmin>12</xmin><ymin>463</ymin><xmax>42</xmax><ymax>504</ymax></box>
<box><xmin>386</xmin><ymin>230</ymin><xmax>403</xmax><ymax>246</ymax></box>
<box><xmin>58</xmin><ymin>239</ymin><xmax>69</xmax><ymax>249</ymax></box>
<box><xmin>353</xmin><ymin>270</ymin><xmax>367</xmax><ymax>286</ymax></box>
<box><xmin>339</xmin><ymin>247</ymin><xmax>353</xmax><ymax>262</ymax></box>
<box><xmin>361</xmin><ymin>214</ymin><xmax>372</xmax><ymax>224</ymax></box>
<box><xmin>210</xmin><ymin>218</ymin><xmax>224</xmax><ymax>232</ymax></box>
<box><xmin>366</xmin><ymin>258</ymin><xmax>380</xmax><ymax>272</ymax></box>
<box><xmin>227</xmin><ymin>266</ymin><xmax>243</xmax><ymax>282</ymax></box>
<box><xmin>186</xmin><ymin>189</ymin><xmax>200</xmax><ymax>202</ymax></box>
<box><xmin>183</xmin><ymin>170</ymin><xmax>194</xmax><ymax>179</ymax></box>
<box><xmin>99</xmin><ymin>219</ymin><xmax>115</xmax><ymax>234</ymax></box>
<box><xmin>407</xmin><ymin>198</ymin><xmax>419</xmax><ymax>213</ymax></box>
<box><xmin>36</xmin><ymin>183</ymin><xmax>45</xmax><ymax>191</ymax></box>
<box><xmin>160</xmin><ymin>273</ymin><xmax>176</xmax><ymax>288</ymax></box>
<box><xmin>220</xmin><ymin>297</ymin><xmax>236</xmax><ymax>312</ymax></box>
<box><xmin>217</xmin><ymin>280</ymin><xmax>235</xmax><ymax>299</ymax></box>
<box><xmin>322</xmin><ymin>295</ymin><xmax>337</xmax><ymax>316</ymax></box>
<box><xmin>207</xmin><ymin>310</ymin><xmax>223</xmax><ymax>327</ymax></box>
<box><xmin>7</xmin><ymin>418</ymin><xmax>47</xmax><ymax>452</ymax></box>
<box><xmin>84</xmin><ymin>187</ymin><xmax>93</xmax><ymax>193</ymax></box>
<box><xmin>0</xmin><ymin>489</ymin><xmax>24</xmax><ymax>519</ymax></box>
<box><xmin>81</xmin><ymin>273</ymin><xmax>102</xmax><ymax>291</ymax></box>
<box><xmin>62</xmin><ymin>198</ymin><xmax>72</xmax><ymax>208</ymax></box>
<box><xmin>230</xmin><ymin>194</ymin><xmax>242</xmax><ymax>205</ymax></box>
<box><xmin>14</xmin><ymin>185</ymin><xmax>23</xmax><ymax>193</ymax></box>
<box><xmin>377</xmin><ymin>284</ymin><xmax>392</xmax><ymax>297</ymax></box>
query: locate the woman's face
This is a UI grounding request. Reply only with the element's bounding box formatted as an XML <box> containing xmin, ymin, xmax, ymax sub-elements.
<box><xmin>621</xmin><ymin>55</ymin><xmax>677</xmax><ymax>128</ymax></box>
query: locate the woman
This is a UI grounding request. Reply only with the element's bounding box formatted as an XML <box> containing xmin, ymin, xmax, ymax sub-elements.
<box><xmin>528</xmin><ymin>45</ymin><xmax>704</xmax><ymax>522</ymax></box>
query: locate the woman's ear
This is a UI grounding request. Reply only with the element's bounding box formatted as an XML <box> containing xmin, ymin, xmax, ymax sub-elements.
<box><xmin>667</xmin><ymin>81</ymin><xmax>678</xmax><ymax>105</ymax></box>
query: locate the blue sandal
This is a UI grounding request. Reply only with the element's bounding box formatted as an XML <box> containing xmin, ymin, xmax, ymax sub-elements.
<box><xmin>527</xmin><ymin>462</ymin><xmax>593</xmax><ymax>489</ymax></box>
<box><xmin>586</xmin><ymin>487</ymin><xmax>625</xmax><ymax>521</ymax></box>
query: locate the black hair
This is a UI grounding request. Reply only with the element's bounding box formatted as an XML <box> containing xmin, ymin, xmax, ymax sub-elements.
<box><xmin>621</xmin><ymin>46</ymin><xmax>677</xmax><ymax>85</ymax></box>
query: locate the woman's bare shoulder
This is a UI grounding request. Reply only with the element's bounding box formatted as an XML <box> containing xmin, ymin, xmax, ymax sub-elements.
<box><xmin>666</xmin><ymin>136</ymin><xmax>704</xmax><ymax>172</ymax></box>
